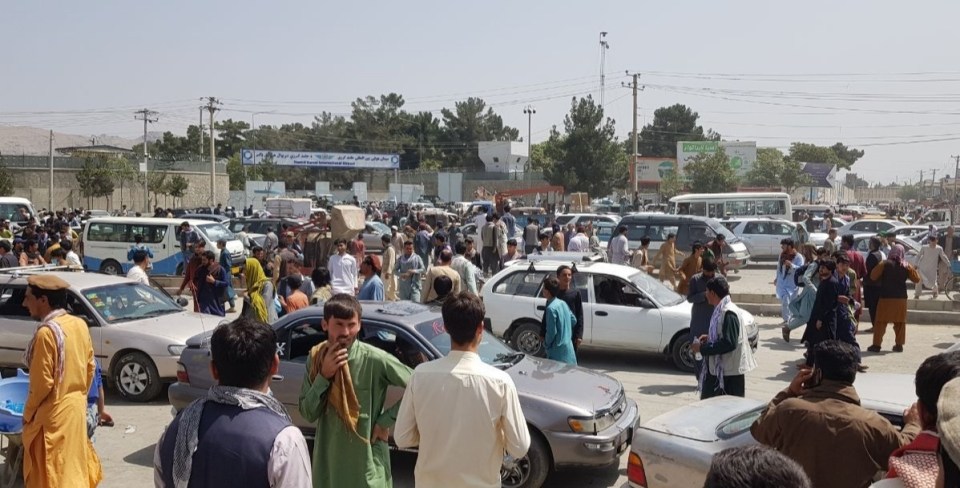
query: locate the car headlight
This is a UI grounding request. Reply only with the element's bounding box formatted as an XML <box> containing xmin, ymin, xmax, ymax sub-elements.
<box><xmin>168</xmin><ymin>345</ymin><xmax>187</xmax><ymax>356</ymax></box>
<box><xmin>568</xmin><ymin>412</ymin><xmax>617</xmax><ymax>434</ymax></box>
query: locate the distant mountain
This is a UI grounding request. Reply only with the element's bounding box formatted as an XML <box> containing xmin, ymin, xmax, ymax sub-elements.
<box><xmin>0</xmin><ymin>126</ymin><xmax>162</xmax><ymax>156</ymax></box>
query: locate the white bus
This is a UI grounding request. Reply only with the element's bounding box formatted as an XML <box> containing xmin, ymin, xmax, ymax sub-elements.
<box><xmin>82</xmin><ymin>217</ymin><xmax>245</xmax><ymax>276</ymax></box>
<box><xmin>669</xmin><ymin>192</ymin><xmax>792</xmax><ymax>221</ymax></box>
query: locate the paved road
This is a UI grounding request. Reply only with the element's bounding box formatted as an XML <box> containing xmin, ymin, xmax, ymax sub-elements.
<box><xmin>1</xmin><ymin>314</ymin><xmax>952</xmax><ymax>488</ymax></box>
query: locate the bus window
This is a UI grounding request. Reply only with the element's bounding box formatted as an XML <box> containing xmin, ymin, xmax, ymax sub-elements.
<box><xmin>759</xmin><ymin>200</ymin><xmax>786</xmax><ymax>216</ymax></box>
<box><xmin>708</xmin><ymin>203</ymin><xmax>724</xmax><ymax>219</ymax></box>
<box><xmin>726</xmin><ymin>200</ymin><xmax>757</xmax><ymax>217</ymax></box>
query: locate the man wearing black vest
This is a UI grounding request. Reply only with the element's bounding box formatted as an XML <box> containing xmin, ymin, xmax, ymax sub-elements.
<box><xmin>154</xmin><ymin>317</ymin><xmax>311</xmax><ymax>487</ymax></box>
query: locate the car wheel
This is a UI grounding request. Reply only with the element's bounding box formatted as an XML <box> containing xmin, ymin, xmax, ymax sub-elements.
<box><xmin>670</xmin><ymin>334</ymin><xmax>696</xmax><ymax>372</ymax></box>
<box><xmin>501</xmin><ymin>430</ymin><xmax>550</xmax><ymax>488</ymax></box>
<box><xmin>510</xmin><ymin>322</ymin><xmax>544</xmax><ymax>357</ymax></box>
<box><xmin>114</xmin><ymin>352</ymin><xmax>163</xmax><ymax>402</ymax></box>
<box><xmin>100</xmin><ymin>259</ymin><xmax>122</xmax><ymax>275</ymax></box>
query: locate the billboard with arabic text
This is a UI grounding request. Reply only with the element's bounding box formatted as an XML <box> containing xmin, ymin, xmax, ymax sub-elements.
<box><xmin>241</xmin><ymin>149</ymin><xmax>400</xmax><ymax>169</ymax></box>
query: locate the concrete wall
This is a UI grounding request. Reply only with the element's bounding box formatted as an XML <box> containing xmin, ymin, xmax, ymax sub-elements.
<box><xmin>10</xmin><ymin>168</ymin><xmax>229</xmax><ymax>213</ymax></box>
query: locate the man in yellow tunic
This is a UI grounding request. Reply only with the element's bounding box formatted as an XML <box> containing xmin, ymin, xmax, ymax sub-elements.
<box><xmin>22</xmin><ymin>274</ymin><xmax>102</xmax><ymax>488</ymax></box>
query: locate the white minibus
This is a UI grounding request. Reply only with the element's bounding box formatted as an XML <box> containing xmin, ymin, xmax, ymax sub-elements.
<box><xmin>669</xmin><ymin>192</ymin><xmax>792</xmax><ymax>221</ymax></box>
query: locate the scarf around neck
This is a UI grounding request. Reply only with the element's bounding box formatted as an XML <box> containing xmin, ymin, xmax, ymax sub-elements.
<box><xmin>698</xmin><ymin>295</ymin><xmax>732</xmax><ymax>393</ymax></box>
<box><xmin>172</xmin><ymin>385</ymin><xmax>289</xmax><ymax>488</ymax></box>
<box><xmin>24</xmin><ymin>309</ymin><xmax>68</xmax><ymax>386</ymax></box>
<box><xmin>308</xmin><ymin>340</ymin><xmax>367</xmax><ymax>443</ymax></box>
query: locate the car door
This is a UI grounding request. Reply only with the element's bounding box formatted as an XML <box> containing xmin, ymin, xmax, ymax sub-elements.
<box><xmin>589</xmin><ymin>274</ymin><xmax>662</xmax><ymax>352</ymax></box>
<box><xmin>66</xmin><ymin>291</ymin><xmax>105</xmax><ymax>367</ymax></box>
<box><xmin>276</xmin><ymin>316</ymin><xmax>327</xmax><ymax>431</ymax></box>
<box><xmin>0</xmin><ymin>286</ymin><xmax>38</xmax><ymax>368</ymax></box>
<box><xmin>534</xmin><ymin>272</ymin><xmax>591</xmax><ymax>342</ymax></box>
<box><xmin>739</xmin><ymin>221</ymin><xmax>767</xmax><ymax>258</ymax></box>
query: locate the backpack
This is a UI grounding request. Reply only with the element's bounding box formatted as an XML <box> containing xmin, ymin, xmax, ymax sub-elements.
<box><xmin>794</xmin><ymin>263</ymin><xmax>810</xmax><ymax>287</ymax></box>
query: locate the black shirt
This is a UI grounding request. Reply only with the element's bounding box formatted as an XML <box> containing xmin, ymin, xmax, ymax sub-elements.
<box><xmin>557</xmin><ymin>288</ymin><xmax>585</xmax><ymax>341</ymax></box>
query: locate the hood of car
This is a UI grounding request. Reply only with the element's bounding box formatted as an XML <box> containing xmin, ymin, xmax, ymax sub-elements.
<box><xmin>115</xmin><ymin>311</ymin><xmax>224</xmax><ymax>344</ymax></box>
<box><xmin>640</xmin><ymin>395</ymin><xmax>764</xmax><ymax>442</ymax></box>
<box><xmin>508</xmin><ymin>355</ymin><xmax>623</xmax><ymax>414</ymax></box>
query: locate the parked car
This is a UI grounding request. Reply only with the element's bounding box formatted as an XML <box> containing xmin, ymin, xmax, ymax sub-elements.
<box><xmin>888</xmin><ymin>225</ymin><xmax>932</xmax><ymax>239</ymax></box>
<box><xmin>179</xmin><ymin>213</ymin><xmax>231</xmax><ymax>224</ymax></box>
<box><xmin>0</xmin><ymin>270</ymin><xmax>222</xmax><ymax>402</ymax></box>
<box><xmin>618</xmin><ymin>214</ymin><xmax>751</xmax><ymax>272</ymax></box>
<box><xmin>361</xmin><ymin>221</ymin><xmax>392</xmax><ymax>252</ymax></box>
<box><xmin>626</xmin><ymin>373</ymin><xmax>913</xmax><ymax>487</ymax></box>
<box><xmin>834</xmin><ymin>219</ymin><xmax>904</xmax><ymax>236</ymax></box>
<box><xmin>720</xmin><ymin>218</ymin><xmax>807</xmax><ymax>260</ymax></box>
<box><xmin>555</xmin><ymin>214</ymin><xmax>621</xmax><ymax>228</ymax></box>
<box><xmin>479</xmin><ymin>258</ymin><xmax>758</xmax><ymax>372</ymax></box>
<box><xmin>227</xmin><ymin>217</ymin><xmax>304</xmax><ymax>236</ymax></box>
<box><xmin>170</xmin><ymin>302</ymin><xmax>640</xmax><ymax>488</ymax></box>
<box><xmin>850</xmin><ymin>233</ymin><xmax>921</xmax><ymax>267</ymax></box>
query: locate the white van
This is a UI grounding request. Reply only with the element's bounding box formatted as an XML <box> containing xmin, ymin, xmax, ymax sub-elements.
<box><xmin>0</xmin><ymin>197</ymin><xmax>37</xmax><ymax>226</ymax></box>
<box><xmin>82</xmin><ymin>217</ymin><xmax>245</xmax><ymax>275</ymax></box>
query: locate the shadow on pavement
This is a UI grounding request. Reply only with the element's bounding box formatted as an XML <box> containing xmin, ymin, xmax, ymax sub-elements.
<box><xmin>637</xmin><ymin>384</ymin><xmax>697</xmax><ymax>396</ymax></box>
<box><xmin>759</xmin><ymin>336</ymin><xmax>805</xmax><ymax>353</ymax></box>
<box><xmin>767</xmin><ymin>359</ymin><xmax>802</xmax><ymax>382</ymax></box>
<box><xmin>543</xmin><ymin>466</ymin><xmax>625</xmax><ymax>487</ymax></box>
<box><xmin>933</xmin><ymin>342</ymin><xmax>954</xmax><ymax>350</ymax></box>
<box><xmin>123</xmin><ymin>443</ymin><xmax>156</xmax><ymax>468</ymax></box>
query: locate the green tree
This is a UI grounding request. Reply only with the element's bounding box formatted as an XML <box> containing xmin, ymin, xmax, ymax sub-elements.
<box><xmin>0</xmin><ymin>153</ymin><xmax>13</xmax><ymax>196</ymax></box>
<box><xmin>898</xmin><ymin>185</ymin><xmax>921</xmax><ymax>201</ymax></box>
<box><xmin>226</xmin><ymin>154</ymin><xmax>245</xmax><ymax>191</ymax></box>
<box><xmin>440</xmin><ymin>97</ymin><xmax>520</xmax><ymax>170</ymax></box>
<box><xmin>76</xmin><ymin>157</ymin><xmax>115</xmax><ymax>208</ymax></box>
<box><xmin>214</xmin><ymin>119</ymin><xmax>251</xmax><ymax>159</ymax></box>
<box><xmin>788</xmin><ymin>142</ymin><xmax>864</xmax><ymax>170</ymax></box>
<box><xmin>543</xmin><ymin>96</ymin><xmax>626</xmax><ymax>195</ymax></box>
<box><xmin>165</xmin><ymin>175</ymin><xmax>189</xmax><ymax>206</ymax></box>
<box><xmin>744</xmin><ymin>148</ymin><xmax>812</xmax><ymax>193</ymax></box>
<box><xmin>637</xmin><ymin>104</ymin><xmax>720</xmax><ymax>158</ymax></box>
<box><xmin>659</xmin><ymin>168</ymin><xmax>684</xmax><ymax>200</ymax></box>
<box><xmin>684</xmin><ymin>148</ymin><xmax>738</xmax><ymax>193</ymax></box>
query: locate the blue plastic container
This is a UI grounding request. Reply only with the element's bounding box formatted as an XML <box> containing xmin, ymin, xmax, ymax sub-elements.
<box><xmin>0</xmin><ymin>370</ymin><xmax>29</xmax><ymax>434</ymax></box>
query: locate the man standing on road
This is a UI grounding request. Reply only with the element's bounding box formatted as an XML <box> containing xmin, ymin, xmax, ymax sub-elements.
<box><xmin>480</xmin><ymin>215</ymin><xmax>497</xmax><ymax>276</ymax></box>
<box><xmin>567</xmin><ymin>225</ymin><xmax>590</xmax><ymax>252</ymax></box>
<box><xmin>22</xmin><ymin>274</ymin><xmax>102</xmax><ymax>488</ymax></box>
<box><xmin>195</xmin><ymin>250</ymin><xmax>228</xmax><ymax>317</ymax></box>
<box><xmin>179</xmin><ymin>221</ymin><xmax>201</xmax><ymax>265</ymax></box>
<box><xmin>390</xmin><ymin>226</ymin><xmax>405</xmax><ymax>257</ymax></box>
<box><xmin>177</xmin><ymin>240</ymin><xmax>206</xmax><ymax>312</ymax></box>
<box><xmin>155</xmin><ymin>317</ymin><xmax>311</xmax><ymax>488</ymax></box>
<box><xmin>451</xmin><ymin>242</ymin><xmax>479</xmax><ymax>295</ymax></box>
<box><xmin>609</xmin><ymin>225</ymin><xmax>630</xmax><ymax>265</ymax></box>
<box><xmin>127</xmin><ymin>250</ymin><xmax>151</xmax><ymax>285</ymax></box>
<box><xmin>395</xmin><ymin>292</ymin><xmax>530</xmax><ymax>488</ymax></box>
<box><xmin>691</xmin><ymin>276</ymin><xmax>757</xmax><ymax>399</ymax></box>
<box><xmin>703</xmin><ymin>233</ymin><xmax>728</xmax><ymax>277</ymax></box>
<box><xmin>687</xmin><ymin>260</ymin><xmax>717</xmax><ymax>379</ymax></box>
<box><xmin>357</xmin><ymin>255</ymin><xmax>385</xmax><ymax>301</ymax></box>
<box><xmin>750</xmin><ymin>340</ymin><xmax>920</xmax><ymax>488</ymax></box>
<box><xmin>775</xmin><ymin>238</ymin><xmax>804</xmax><ymax>327</ymax></box>
<box><xmin>822</xmin><ymin>228</ymin><xmax>838</xmax><ymax>254</ymax></box>
<box><xmin>328</xmin><ymin>239</ymin><xmax>359</xmax><ymax>296</ymax></box>
<box><xmin>556</xmin><ymin>265</ymin><xmax>584</xmax><ymax>353</ymax></box>
<box><xmin>676</xmin><ymin>242</ymin><xmax>703</xmax><ymax>295</ymax></box>
<box><xmin>524</xmin><ymin>218</ymin><xmax>540</xmax><ymax>255</ymax></box>
<box><xmin>501</xmin><ymin>205</ymin><xmax>516</xmax><ymax>240</ymax></box>
<box><xmin>381</xmin><ymin>235</ymin><xmax>398</xmax><ymax>301</ymax></box>
<box><xmin>422</xmin><ymin>250</ymin><xmax>461</xmax><ymax>303</ymax></box>
<box><xmin>299</xmin><ymin>295</ymin><xmax>412</xmax><ymax>488</ymax></box>
<box><xmin>397</xmin><ymin>241</ymin><xmax>425</xmax><ymax>302</ymax></box>
<box><xmin>915</xmin><ymin>234</ymin><xmax>950</xmax><ymax>299</ymax></box>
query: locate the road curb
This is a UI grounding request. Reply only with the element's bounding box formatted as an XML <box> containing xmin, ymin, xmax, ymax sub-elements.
<box><xmin>739</xmin><ymin>303</ymin><xmax>959</xmax><ymax>326</ymax></box>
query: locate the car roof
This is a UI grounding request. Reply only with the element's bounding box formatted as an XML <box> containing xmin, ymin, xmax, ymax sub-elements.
<box><xmin>620</xmin><ymin>214</ymin><xmax>714</xmax><ymax>223</ymax></box>
<box><xmin>501</xmin><ymin>259</ymin><xmax>638</xmax><ymax>278</ymax></box>
<box><xmin>85</xmin><ymin>216</ymin><xmax>213</xmax><ymax>226</ymax></box>
<box><xmin>278</xmin><ymin>301</ymin><xmax>439</xmax><ymax>328</ymax></box>
<box><xmin>0</xmin><ymin>270</ymin><xmax>137</xmax><ymax>290</ymax></box>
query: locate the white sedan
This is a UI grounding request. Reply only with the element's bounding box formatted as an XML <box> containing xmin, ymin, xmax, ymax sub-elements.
<box><xmin>626</xmin><ymin>373</ymin><xmax>913</xmax><ymax>487</ymax></box>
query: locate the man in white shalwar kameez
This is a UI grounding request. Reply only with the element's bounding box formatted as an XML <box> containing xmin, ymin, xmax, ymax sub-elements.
<box><xmin>915</xmin><ymin>234</ymin><xmax>950</xmax><ymax>299</ymax></box>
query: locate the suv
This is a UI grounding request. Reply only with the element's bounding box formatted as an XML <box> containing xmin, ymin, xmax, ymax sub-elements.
<box><xmin>171</xmin><ymin>302</ymin><xmax>640</xmax><ymax>488</ymax></box>
<box><xmin>0</xmin><ymin>269</ymin><xmax>221</xmax><ymax>402</ymax></box>
<box><xmin>555</xmin><ymin>214</ymin><xmax>621</xmax><ymax>228</ymax></box>
<box><xmin>480</xmin><ymin>258</ymin><xmax>758</xmax><ymax>372</ymax></box>
<box><xmin>618</xmin><ymin>214</ymin><xmax>751</xmax><ymax>271</ymax></box>
<box><xmin>721</xmin><ymin>218</ymin><xmax>807</xmax><ymax>260</ymax></box>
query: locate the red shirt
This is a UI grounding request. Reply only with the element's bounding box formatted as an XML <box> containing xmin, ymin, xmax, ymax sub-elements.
<box><xmin>846</xmin><ymin>248</ymin><xmax>867</xmax><ymax>280</ymax></box>
<box><xmin>353</xmin><ymin>239</ymin><xmax>366</xmax><ymax>262</ymax></box>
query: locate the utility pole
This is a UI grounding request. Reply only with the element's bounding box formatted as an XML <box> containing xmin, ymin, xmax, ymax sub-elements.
<box><xmin>48</xmin><ymin>131</ymin><xmax>54</xmax><ymax>211</ymax></box>
<box><xmin>931</xmin><ymin>169</ymin><xmax>938</xmax><ymax>198</ymax></box>
<box><xmin>204</xmin><ymin>97</ymin><xmax>221</xmax><ymax>206</ymax></box>
<box><xmin>599</xmin><ymin>32</ymin><xmax>609</xmax><ymax>107</ymax></box>
<box><xmin>199</xmin><ymin>106</ymin><xmax>205</xmax><ymax>162</ymax></box>
<box><xmin>523</xmin><ymin>105</ymin><xmax>535</xmax><ymax>181</ymax></box>
<box><xmin>623</xmin><ymin>72</ymin><xmax>642</xmax><ymax>192</ymax></box>
<box><xmin>952</xmin><ymin>155</ymin><xmax>960</xmax><ymax>203</ymax></box>
<box><xmin>134</xmin><ymin>109</ymin><xmax>158</xmax><ymax>213</ymax></box>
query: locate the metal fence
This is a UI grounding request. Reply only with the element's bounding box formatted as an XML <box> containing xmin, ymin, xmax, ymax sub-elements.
<box><xmin>0</xmin><ymin>155</ymin><xmax>226</xmax><ymax>172</ymax></box>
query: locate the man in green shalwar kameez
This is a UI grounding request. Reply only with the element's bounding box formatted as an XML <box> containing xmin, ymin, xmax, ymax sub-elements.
<box><xmin>299</xmin><ymin>294</ymin><xmax>412</xmax><ymax>488</ymax></box>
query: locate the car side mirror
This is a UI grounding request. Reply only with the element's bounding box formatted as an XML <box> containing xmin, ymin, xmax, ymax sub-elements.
<box><xmin>637</xmin><ymin>297</ymin><xmax>656</xmax><ymax>309</ymax></box>
<box><xmin>176</xmin><ymin>297</ymin><xmax>189</xmax><ymax>308</ymax></box>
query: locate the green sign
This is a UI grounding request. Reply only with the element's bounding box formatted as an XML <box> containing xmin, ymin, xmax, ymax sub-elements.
<box><xmin>681</xmin><ymin>141</ymin><xmax>719</xmax><ymax>153</ymax></box>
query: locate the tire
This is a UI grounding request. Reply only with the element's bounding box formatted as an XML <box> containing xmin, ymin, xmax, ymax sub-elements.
<box><xmin>100</xmin><ymin>259</ymin><xmax>122</xmax><ymax>275</ymax></box>
<box><xmin>670</xmin><ymin>333</ymin><xmax>696</xmax><ymax>372</ymax></box>
<box><xmin>510</xmin><ymin>322</ymin><xmax>545</xmax><ymax>357</ymax></box>
<box><xmin>114</xmin><ymin>352</ymin><xmax>163</xmax><ymax>402</ymax></box>
<box><xmin>501</xmin><ymin>429</ymin><xmax>550</xmax><ymax>488</ymax></box>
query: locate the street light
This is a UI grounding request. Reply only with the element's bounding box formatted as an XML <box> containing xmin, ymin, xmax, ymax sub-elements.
<box><xmin>599</xmin><ymin>32</ymin><xmax>609</xmax><ymax>106</ymax></box>
<box><xmin>523</xmin><ymin>105</ymin><xmax>536</xmax><ymax>180</ymax></box>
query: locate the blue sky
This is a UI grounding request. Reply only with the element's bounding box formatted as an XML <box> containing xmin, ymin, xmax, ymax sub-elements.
<box><xmin>3</xmin><ymin>0</ymin><xmax>960</xmax><ymax>183</ymax></box>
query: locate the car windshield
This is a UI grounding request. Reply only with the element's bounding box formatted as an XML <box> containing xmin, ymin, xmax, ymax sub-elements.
<box><xmin>82</xmin><ymin>283</ymin><xmax>182</xmax><ymax>323</ymax></box>
<box><xmin>198</xmin><ymin>223</ymin><xmax>234</xmax><ymax>242</ymax></box>
<box><xmin>0</xmin><ymin>203</ymin><xmax>31</xmax><ymax>223</ymax></box>
<box><xmin>704</xmin><ymin>217</ymin><xmax>739</xmax><ymax>242</ymax></box>
<box><xmin>414</xmin><ymin>319</ymin><xmax>522</xmax><ymax>367</ymax></box>
<box><xmin>369</xmin><ymin>222</ymin><xmax>391</xmax><ymax>234</ymax></box>
<box><xmin>716</xmin><ymin>406</ymin><xmax>764</xmax><ymax>440</ymax></box>
<box><xmin>630</xmin><ymin>271</ymin><xmax>684</xmax><ymax>306</ymax></box>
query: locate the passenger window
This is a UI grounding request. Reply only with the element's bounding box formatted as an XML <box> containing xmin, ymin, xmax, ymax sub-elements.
<box><xmin>593</xmin><ymin>275</ymin><xmax>643</xmax><ymax>307</ymax></box>
<box><xmin>88</xmin><ymin>223</ymin><xmax>129</xmax><ymax>242</ymax></box>
<box><xmin>642</xmin><ymin>225</ymin><xmax>679</xmax><ymax>242</ymax></box>
<box><xmin>493</xmin><ymin>271</ymin><xmax>549</xmax><ymax>297</ymax></box>
<box><xmin>66</xmin><ymin>294</ymin><xmax>98</xmax><ymax>326</ymax></box>
<box><xmin>689</xmin><ymin>226</ymin><xmax>716</xmax><ymax>244</ymax></box>
<box><xmin>362</xmin><ymin>324</ymin><xmax>428</xmax><ymax>369</ymax></box>
<box><xmin>0</xmin><ymin>287</ymin><xmax>29</xmax><ymax>317</ymax></box>
<box><xmin>287</xmin><ymin>320</ymin><xmax>327</xmax><ymax>362</ymax></box>
<box><xmin>129</xmin><ymin>224</ymin><xmax>167</xmax><ymax>244</ymax></box>
<box><xmin>743</xmin><ymin>222</ymin><xmax>762</xmax><ymax>234</ymax></box>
